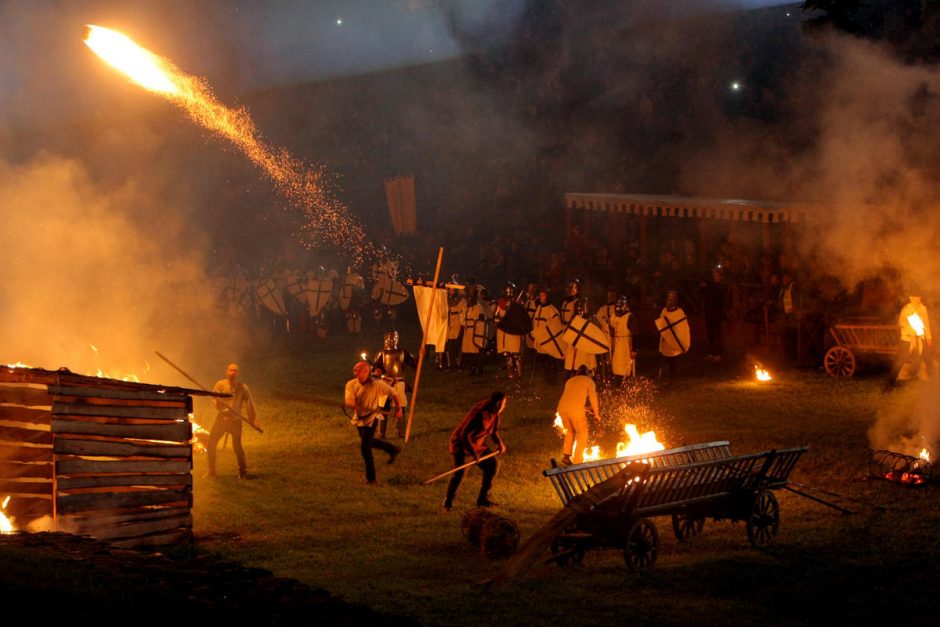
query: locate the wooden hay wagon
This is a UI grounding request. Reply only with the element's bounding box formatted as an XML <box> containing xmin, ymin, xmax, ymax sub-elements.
<box><xmin>489</xmin><ymin>442</ymin><xmax>806</xmax><ymax>583</ymax></box>
<box><xmin>824</xmin><ymin>318</ymin><xmax>897</xmax><ymax>378</ymax></box>
<box><xmin>0</xmin><ymin>365</ymin><xmax>224</xmax><ymax>548</ymax></box>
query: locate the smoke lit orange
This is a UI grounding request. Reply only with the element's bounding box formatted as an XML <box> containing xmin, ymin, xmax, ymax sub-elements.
<box><xmin>83</xmin><ymin>25</ymin><xmax>370</xmax><ymax>260</ymax></box>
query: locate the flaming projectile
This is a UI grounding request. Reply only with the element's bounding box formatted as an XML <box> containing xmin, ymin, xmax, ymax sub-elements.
<box><xmin>82</xmin><ymin>25</ymin><xmax>370</xmax><ymax>259</ymax></box>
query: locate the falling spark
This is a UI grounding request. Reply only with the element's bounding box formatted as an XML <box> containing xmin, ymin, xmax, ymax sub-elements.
<box><xmin>83</xmin><ymin>25</ymin><xmax>372</xmax><ymax>261</ymax></box>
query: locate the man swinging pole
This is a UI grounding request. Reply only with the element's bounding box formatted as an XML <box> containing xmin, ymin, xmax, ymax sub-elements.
<box><xmin>206</xmin><ymin>363</ymin><xmax>260</xmax><ymax>480</ymax></box>
<box><xmin>442</xmin><ymin>391</ymin><xmax>507</xmax><ymax>511</ymax></box>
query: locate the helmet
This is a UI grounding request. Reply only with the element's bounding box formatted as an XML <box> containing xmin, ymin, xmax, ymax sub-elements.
<box><xmin>383</xmin><ymin>331</ymin><xmax>400</xmax><ymax>351</ymax></box>
<box><xmin>615</xmin><ymin>295</ymin><xmax>630</xmax><ymax>316</ymax></box>
<box><xmin>502</xmin><ymin>282</ymin><xmax>517</xmax><ymax>299</ymax></box>
<box><xmin>566</xmin><ymin>278</ymin><xmax>582</xmax><ymax>297</ymax></box>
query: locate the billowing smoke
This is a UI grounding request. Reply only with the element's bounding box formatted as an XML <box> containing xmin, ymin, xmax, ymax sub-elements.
<box><xmin>0</xmin><ymin>151</ymin><xmax>248</xmax><ymax>382</ymax></box>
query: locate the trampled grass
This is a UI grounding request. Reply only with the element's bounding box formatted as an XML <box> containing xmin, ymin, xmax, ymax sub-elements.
<box><xmin>190</xmin><ymin>325</ymin><xmax>940</xmax><ymax>626</ymax></box>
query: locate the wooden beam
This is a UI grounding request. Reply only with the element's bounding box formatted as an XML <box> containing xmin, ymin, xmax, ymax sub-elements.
<box><xmin>53</xmin><ymin>437</ymin><xmax>192</xmax><ymax>459</ymax></box>
<box><xmin>56</xmin><ymin>458</ymin><xmax>191</xmax><ymax>475</ymax></box>
<box><xmin>51</xmin><ymin>419</ymin><xmax>191</xmax><ymax>442</ymax></box>
<box><xmin>52</xmin><ymin>396</ymin><xmax>189</xmax><ymax>409</ymax></box>
<box><xmin>60</xmin><ymin>506</ymin><xmax>191</xmax><ymax>528</ymax></box>
<box><xmin>0</xmin><ymin>460</ymin><xmax>53</xmax><ymax>479</ymax></box>
<box><xmin>0</xmin><ymin>384</ymin><xmax>53</xmax><ymax>407</ymax></box>
<box><xmin>0</xmin><ymin>424</ymin><xmax>53</xmax><ymax>445</ymax></box>
<box><xmin>0</xmin><ymin>443</ymin><xmax>52</xmax><ymax>463</ymax></box>
<box><xmin>52</xmin><ymin>403</ymin><xmax>189</xmax><ymax>420</ymax></box>
<box><xmin>0</xmin><ymin>406</ymin><xmax>51</xmax><ymax>425</ymax></box>
<box><xmin>88</xmin><ymin>514</ymin><xmax>192</xmax><ymax>541</ymax></box>
<box><xmin>57</xmin><ymin>473</ymin><xmax>192</xmax><ymax>491</ymax></box>
<box><xmin>49</xmin><ymin>385</ymin><xmax>191</xmax><ymax>403</ymax></box>
<box><xmin>0</xmin><ymin>479</ymin><xmax>52</xmax><ymax>495</ymax></box>
<box><xmin>56</xmin><ymin>487</ymin><xmax>191</xmax><ymax>514</ymax></box>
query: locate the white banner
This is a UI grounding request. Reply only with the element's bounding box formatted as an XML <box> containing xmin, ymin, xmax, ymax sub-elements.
<box><xmin>413</xmin><ymin>285</ymin><xmax>448</xmax><ymax>349</ymax></box>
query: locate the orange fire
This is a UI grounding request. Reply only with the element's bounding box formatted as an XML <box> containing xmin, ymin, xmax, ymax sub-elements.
<box><xmin>4</xmin><ymin>361</ymin><xmax>31</xmax><ymax>369</ymax></box>
<box><xmin>553</xmin><ymin>413</ymin><xmax>566</xmax><ymax>435</ymax></box>
<box><xmin>616</xmin><ymin>424</ymin><xmax>666</xmax><ymax>458</ymax></box>
<box><xmin>755</xmin><ymin>366</ymin><xmax>773</xmax><ymax>382</ymax></box>
<box><xmin>189</xmin><ymin>413</ymin><xmax>210</xmax><ymax>454</ymax></box>
<box><xmin>920</xmin><ymin>448</ymin><xmax>931</xmax><ymax>463</ymax></box>
<box><xmin>0</xmin><ymin>496</ymin><xmax>14</xmax><ymax>534</ymax></box>
<box><xmin>908</xmin><ymin>313</ymin><xmax>926</xmax><ymax>338</ymax></box>
<box><xmin>582</xmin><ymin>446</ymin><xmax>601</xmax><ymax>462</ymax></box>
<box><xmin>83</xmin><ymin>25</ymin><xmax>369</xmax><ymax>259</ymax></box>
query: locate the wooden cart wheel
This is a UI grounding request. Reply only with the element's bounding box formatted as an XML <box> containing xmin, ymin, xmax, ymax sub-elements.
<box><xmin>746</xmin><ymin>490</ymin><xmax>780</xmax><ymax>549</ymax></box>
<box><xmin>824</xmin><ymin>346</ymin><xmax>856</xmax><ymax>378</ymax></box>
<box><xmin>671</xmin><ymin>513</ymin><xmax>705</xmax><ymax>542</ymax></box>
<box><xmin>623</xmin><ymin>518</ymin><xmax>659</xmax><ymax>572</ymax></box>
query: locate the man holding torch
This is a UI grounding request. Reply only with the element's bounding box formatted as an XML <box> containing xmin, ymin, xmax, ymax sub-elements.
<box><xmin>345</xmin><ymin>360</ymin><xmax>402</xmax><ymax>484</ymax></box>
<box><xmin>442</xmin><ymin>391</ymin><xmax>507</xmax><ymax>511</ymax></box>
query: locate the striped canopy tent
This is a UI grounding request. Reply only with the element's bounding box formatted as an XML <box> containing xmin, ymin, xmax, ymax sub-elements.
<box><xmin>564</xmin><ymin>193</ymin><xmax>817</xmax><ymax>263</ymax></box>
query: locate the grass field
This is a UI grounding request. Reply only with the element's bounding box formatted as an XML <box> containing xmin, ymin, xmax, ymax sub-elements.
<box><xmin>190</xmin><ymin>324</ymin><xmax>940</xmax><ymax>626</ymax></box>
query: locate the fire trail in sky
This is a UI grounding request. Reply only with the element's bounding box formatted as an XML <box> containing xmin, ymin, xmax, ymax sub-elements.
<box><xmin>83</xmin><ymin>25</ymin><xmax>370</xmax><ymax>261</ymax></box>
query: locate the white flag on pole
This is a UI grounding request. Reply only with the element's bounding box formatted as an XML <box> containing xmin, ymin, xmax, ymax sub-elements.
<box><xmin>413</xmin><ymin>285</ymin><xmax>448</xmax><ymax>349</ymax></box>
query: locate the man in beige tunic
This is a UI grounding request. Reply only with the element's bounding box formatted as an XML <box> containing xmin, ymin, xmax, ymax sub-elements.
<box><xmin>207</xmin><ymin>363</ymin><xmax>260</xmax><ymax>480</ymax></box>
<box><xmin>344</xmin><ymin>360</ymin><xmax>403</xmax><ymax>484</ymax></box>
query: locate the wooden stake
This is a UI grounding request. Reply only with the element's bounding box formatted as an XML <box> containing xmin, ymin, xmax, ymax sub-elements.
<box><xmin>405</xmin><ymin>246</ymin><xmax>444</xmax><ymax>442</ymax></box>
<box><xmin>421</xmin><ymin>450</ymin><xmax>501</xmax><ymax>485</ymax></box>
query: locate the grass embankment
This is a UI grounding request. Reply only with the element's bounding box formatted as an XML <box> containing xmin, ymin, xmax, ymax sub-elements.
<box><xmin>192</xmin><ymin>326</ymin><xmax>940</xmax><ymax>626</ymax></box>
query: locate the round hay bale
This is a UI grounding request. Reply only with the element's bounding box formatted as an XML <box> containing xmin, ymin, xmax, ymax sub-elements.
<box><xmin>461</xmin><ymin>507</ymin><xmax>496</xmax><ymax>546</ymax></box>
<box><xmin>480</xmin><ymin>515</ymin><xmax>520</xmax><ymax>560</ymax></box>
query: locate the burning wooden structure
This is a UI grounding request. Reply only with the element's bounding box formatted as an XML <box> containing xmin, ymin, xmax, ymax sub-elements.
<box><xmin>0</xmin><ymin>365</ymin><xmax>223</xmax><ymax>547</ymax></box>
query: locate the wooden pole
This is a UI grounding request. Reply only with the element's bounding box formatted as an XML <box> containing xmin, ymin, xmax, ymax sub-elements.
<box><xmin>421</xmin><ymin>451</ymin><xmax>501</xmax><ymax>485</ymax></box>
<box><xmin>154</xmin><ymin>351</ymin><xmax>263</xmax><ymax>434</ymax></box>
<box><xmin>404</xmin><ymin>246</ymin><xmax>444</xmax><ymax>442</ymax></box>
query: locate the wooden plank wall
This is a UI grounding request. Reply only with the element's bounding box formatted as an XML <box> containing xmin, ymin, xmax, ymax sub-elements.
<box><xmin>0</xmin><ymin>382</ymin><xmax>55</xmax><ymax>525</ymax></box>
<box><xmin>50</xmin><ymin>385</ymin><xmax>194</xmax><ymax>548</ymax></box>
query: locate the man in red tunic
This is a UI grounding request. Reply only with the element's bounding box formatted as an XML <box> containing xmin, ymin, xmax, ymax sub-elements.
<box><xmin>442</xmin><ymin>391</ymin><xmax>507</xmax><ymax>511</ymax></box>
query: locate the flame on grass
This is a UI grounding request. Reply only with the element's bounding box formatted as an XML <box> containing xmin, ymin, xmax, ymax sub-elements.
<box><xmin>755</xmin><ymin>367</ymin><xmax>772</xmax><ymax>382</ymax></box>
<box><xmin>83</xmin><ymin>25</ymin><xmax>371</xmax><ymax>261</ymax></box>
